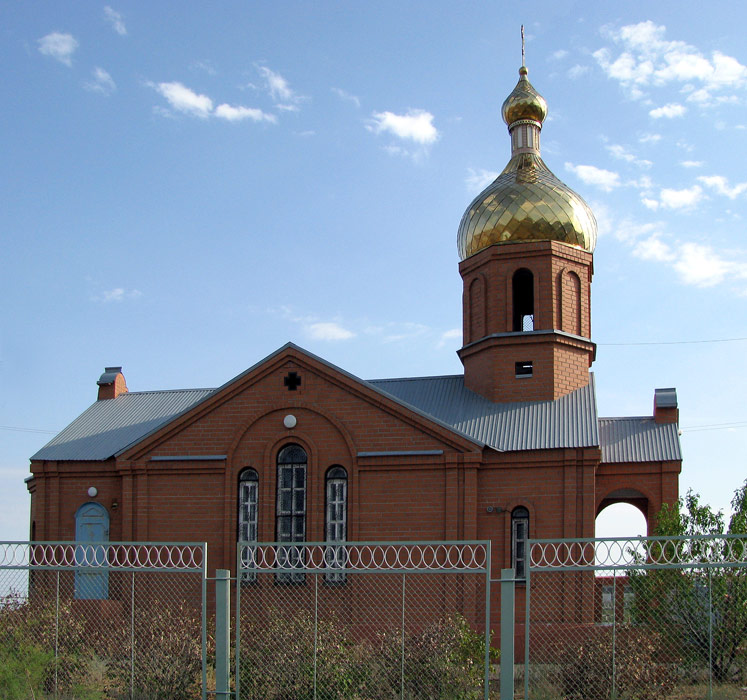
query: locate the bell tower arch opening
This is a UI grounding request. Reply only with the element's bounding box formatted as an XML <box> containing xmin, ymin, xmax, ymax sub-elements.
<box><xmin>512</xmin><ymin>268</ymin><xmax>534</xmax><ymax>331</ymax></box>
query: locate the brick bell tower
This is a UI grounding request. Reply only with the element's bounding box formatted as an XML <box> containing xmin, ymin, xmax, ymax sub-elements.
<box><xmin>457</xmin><ymin>63</ymin><xmax>598</xmax><ymax>403</ymax></box>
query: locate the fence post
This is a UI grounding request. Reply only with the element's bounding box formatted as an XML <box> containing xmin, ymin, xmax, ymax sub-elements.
<box><xmin>215</xmin><ymin>569</ymin><xmax>231</xmax><ymax>698</ymax></box>
<box><xmin>500</xmin><ymin>568</ymin><xmax>515</xmax><ymax>700</ymax></box>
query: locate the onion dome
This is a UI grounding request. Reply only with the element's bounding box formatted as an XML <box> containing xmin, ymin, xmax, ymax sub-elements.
<box><xmin>502</xmin><ymin>65</ymin><xmax>548</xmax><ymax>126</ymax></box>
<box><xmin>457</xmin><ymin>66</ymin><xmax>597</xmax><ymax>260</ymax></box>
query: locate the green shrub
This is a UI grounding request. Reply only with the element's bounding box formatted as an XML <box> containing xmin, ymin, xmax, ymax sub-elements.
<box><xmin>103</xmin><ymin>598</ymin><xmax>204</xmax><ymax>700</ymax></box>
<box><xmin>0</xmin><ymin>592</ymin><xmax>104</xmax><ymax>699</ymax></box>
<box><xmin>557</xmin><ymin>625</ymin><xmax>676</xmax><ymax>700</ymax></box>
<box><xmin>239</xmin><ymin>608</ymin><xmax>492</xmax><ymax>699</ymax></box>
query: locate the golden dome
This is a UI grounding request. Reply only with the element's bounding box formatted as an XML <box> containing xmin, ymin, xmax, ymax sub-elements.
<box><xmin>458</xmin><ymin>67</ymin><xmax>597</xmax><ymax>260</ymax></box>
<box><xmin>501</xmin><ymin>66</ymin><xmax>547</xmax><ymax>126</ymax></box>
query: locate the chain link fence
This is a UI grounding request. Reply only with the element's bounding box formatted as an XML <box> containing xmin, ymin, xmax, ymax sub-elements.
<box><xmin>522</xmin><ymin>536</ymin><xmax>747</xmax><ymax>700</ymax></box>
<box><xmin>236</xmin><ymin>541</ymin><xmax>494</xmax><ymax>700</ymax></box>
<box><xmin>0</xmin><ymin>541</ymin><xmax>207</xmax><ymax>700</ymax></box>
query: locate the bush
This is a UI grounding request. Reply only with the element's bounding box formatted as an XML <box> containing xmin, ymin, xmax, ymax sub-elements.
<box><xmin>372</xmin><ymin>614</ymin><xmax>493</xmax><ymax>699</ymax></box>
<box><xmin>103</xmin><ymin>598</ymin><xmax>204</xmax><ymax>700</ymax></box>
<box><xmin>239</xmin><ymin>607</ymin><xmax>492</xmax><ymax>699</ymax></box>
<box><xmin>0</xmin><ymin>591</ymin><xmax>104</xmax><ymax>699</ymax></box>
<box><xmin>557</xmin><ymin>625</ymin><xmax>676</xmax><ymax>700</ymax></box>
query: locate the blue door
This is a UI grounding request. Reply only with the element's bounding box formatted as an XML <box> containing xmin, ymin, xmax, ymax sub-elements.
<box><xmin>74</xmin><ymin>502</ymin><xmax>109</xmax><ymax>599</ymax></box>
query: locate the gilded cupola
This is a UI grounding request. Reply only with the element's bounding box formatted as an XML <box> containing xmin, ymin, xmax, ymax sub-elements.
<box><xmin>457</xmin><ymin>65</ymin><xmax>597</xmax><ymax>260</ymax></box>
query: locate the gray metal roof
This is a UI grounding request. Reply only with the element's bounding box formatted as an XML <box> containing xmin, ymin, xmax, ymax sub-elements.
<box><xmin>598</xmin><ymin>417</ymin><xmax>682</xmax><ymax>463</ymax></box>
<box><xmin>31</xmin><ymin>341</ymin><xmax>681</xmax><ymax>464</ymax></box>
<box><xmin>369</xmin><ymin>375</ymin><xmax>599</xmax><ymax>451</ymax></box>
<box><xmin>31</xmin><ymin>389</ymin><xmax>215</xmax><ymax>461</ymax></box>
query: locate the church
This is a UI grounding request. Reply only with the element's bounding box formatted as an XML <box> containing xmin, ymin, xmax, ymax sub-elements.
<box><xmin>27</xmin><ymin>63</ymin><xmax>682</xmax><ymax>585</ymax></box>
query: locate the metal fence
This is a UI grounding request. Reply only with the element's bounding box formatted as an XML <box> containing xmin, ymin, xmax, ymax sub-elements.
<box><xmin>236</xmin><ymin>541</ymin><xmax>493</xmax><ymax>700</ymax></box>
<box><xmin>0</xmin><ymin>541</ymin><xmax>207</xmax><ymax>700</ymax></box>
<box><xmin>521</xmin><ymin>535</ymin><xmax>747</xmax><ymax>700</ymax></box>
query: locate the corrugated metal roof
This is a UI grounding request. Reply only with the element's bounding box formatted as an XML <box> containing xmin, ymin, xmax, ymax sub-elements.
<box><xmin>31</xmin><ymin>389</ymin><xmax>215</xmax><ymax>461</ymax></box>
<box><xmin>30</xmin><ymin>340</ymin><xmax>681</xmax><ymax>465</ymax></box>
<box><xmin>369</xmin><ymin>375</ymin><xmax>599</xmax><ymax>451</ymax></box>
<box><xmin>598</xmin><ymin>417</ymin><xmax>682</xmax><ymax>463</ymax></box>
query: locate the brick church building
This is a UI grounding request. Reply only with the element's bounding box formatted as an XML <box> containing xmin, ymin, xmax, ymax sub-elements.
<box><xmin>27</xmin><ymin>64</ymin><xmax>682</xmax><ymax>587</ymax></box>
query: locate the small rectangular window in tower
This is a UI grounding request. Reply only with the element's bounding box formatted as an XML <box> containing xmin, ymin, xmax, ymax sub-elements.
<box><xmin>515</xmin><ymin>361</ymin><xmax>533</xmax><ymax>378</ymax></box>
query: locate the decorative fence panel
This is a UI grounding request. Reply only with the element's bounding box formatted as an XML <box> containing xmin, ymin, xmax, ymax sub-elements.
<box><xmin>0</xmin><ymin>541</ymin><xmax>207</xmax><ymax>700</ymax></box>
<box><xmin>236</xmin><ymin>541</ymin><xmax>493</xmax><ymax>700</ymax></box>
<box><xmin>522</xmin><ymin>536</ymin><xmax>747</xmax><ymax>700</ymax></box>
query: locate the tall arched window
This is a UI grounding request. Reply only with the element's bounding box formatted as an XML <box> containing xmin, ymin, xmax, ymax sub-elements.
<box><xmin>276</xmin><ymin>444</ymin><xmax>307</xmax><ymax>582</ymax></box>
<box><xmin>238</xmin><ymin>468</ymin><xmax>258</xmax><ymax>581</ymax></box>
<box><xmin>512</xmin><ymin>269</ymin><xmax>534</xmax><ymax>332</ymax></box>
<box><xmin>511</xmin><ymin>506</ymin><xmax>530</xmax><ymax>580</ymax></box>
<box><xmin>325</xmin><ymin>466</ymin><xmax>348</xmax><ymax>582</ymax></box>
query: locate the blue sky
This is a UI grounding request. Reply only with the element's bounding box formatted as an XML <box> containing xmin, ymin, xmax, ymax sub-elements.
<box><xmin>2</xmin><ymin>1</ymin><xmax>746</xmax><ymax>542</ymax></box>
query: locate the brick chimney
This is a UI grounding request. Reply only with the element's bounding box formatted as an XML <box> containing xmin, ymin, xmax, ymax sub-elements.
<box><xmin>97</xmin><ymin>367</ymin><xmax>128</xmax><ymax>400</ymax></box>
<box><xmin>654</xmin><ymin>387</ymin><xmax>678</xmax><ymax>424</ymax></box>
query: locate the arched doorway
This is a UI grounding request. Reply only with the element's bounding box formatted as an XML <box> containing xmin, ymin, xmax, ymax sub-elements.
<box><xmin>74</xmin><ymin>502</ymin><xmax>109</xmax><ymax>599</ymax></box>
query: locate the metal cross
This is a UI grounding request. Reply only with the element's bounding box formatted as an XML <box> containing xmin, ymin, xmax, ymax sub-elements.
<box><xmin>521</xmin><ymin>25</ymin><xmax>525</xmax><ymax>66</ymax></box>
<box><xmin>283</xmin><ymin>371</ymin><xmax>302</xmax><ymax>391</ymax></box>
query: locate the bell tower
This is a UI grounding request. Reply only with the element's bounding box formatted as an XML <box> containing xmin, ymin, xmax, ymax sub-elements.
<box><xmin>457</xmin><ymin>62</ymin><xmax>597</xmax><ymax>403</ymax></box>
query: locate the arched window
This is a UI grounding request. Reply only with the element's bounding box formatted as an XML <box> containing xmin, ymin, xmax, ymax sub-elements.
<box><xmin>239</xmin><ymin>468</ymin><xmax>258</xmax><ymax>581</ymax></box>
<box><xmin>276</xmin><ymin>444</ymin><xmax>307</xmax><ymax>582</ymax></box>
<box><xmin>512</xmin><ymin>269</ymin><xmax>534</xmax><ymax>332</ymax></box>
<box><xmin>511</xmin><ymin>506</ymin><xmax>529</xmax><ymax>580</ymax></box>
<box><xmin>325</xmin><ymin>466</ymin><xmax>348</xmax><ymax>583</ymax></box>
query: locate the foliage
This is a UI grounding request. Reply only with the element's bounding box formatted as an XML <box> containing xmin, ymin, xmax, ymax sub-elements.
<box><xmin>239</xmin><ymin>606</ymin><xmax>369</xmax><ymax>699</ymax></box>
<box><xmin>0</xmin><ymin>591</ymin><xmax>106</xmax><ymax>699</ymax></box>
<box><xmin>104</xmin><ymin>598</ymin><xmax>204</xmax><ymax>700</ymax></box>
<box><xmin>372</xmin><ymin>614</ymin><xmax>495</xmax><ymax>699</ymax></box>
<box><xmin>239</xmin><ymin>607</ymin><xmax>492</xmax><ymax>699</ymax></box>
<box><xmin>630</xmin><ymin>481</ymin><xmax>747</xmax><ymax>684</ymax></box>
<box><xmin>556</xmin><ymin>625</ymin><xmax>677</xmax><ymax>700</ymax></box>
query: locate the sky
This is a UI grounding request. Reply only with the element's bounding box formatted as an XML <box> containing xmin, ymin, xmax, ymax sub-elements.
<box><xmin>2</xmin><ymin>1</ymin><xmax>746</xmax><ymax>544</ymax></box>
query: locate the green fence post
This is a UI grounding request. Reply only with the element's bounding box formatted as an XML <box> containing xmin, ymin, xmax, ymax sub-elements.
<box><xmin>500</xmin><ymin>568</ymin><xmax>515</xmax><ymax>700</ymax></box>
<box><xmin>215</xmin><ymin>569</ymin><xmax>231</xmax><ymax>698</ymax></box>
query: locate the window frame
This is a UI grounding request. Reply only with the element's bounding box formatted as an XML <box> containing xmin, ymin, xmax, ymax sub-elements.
<box><xmin>238</xmin><ymin>468</ymin><xmax>259</xmax><ymax>582</ymax></box>
<box><xmin>275</xmin><ymin>444</ymin><xmax>307</xmax><ymax>583</ymax></box>
<box><xmin>324</xmin><ymin>466</ymin><xmax>348</xmax><ymax>583</ymax></box>
<box><xmin>511</xmin><ymin>506</ymin><xmax>530</xmax><ymax>581</ymax></box>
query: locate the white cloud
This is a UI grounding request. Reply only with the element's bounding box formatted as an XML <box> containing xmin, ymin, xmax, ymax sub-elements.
<box><xmin>151</xmin><ymin>82</ymin><xmax>276</xmax><ymax>124</ymax></box>
<box><xmin>613</xmin><ymin>216</ymin><xmax>747</xmax><ymax>289</ymax></box>
<box><xmin>680</xmin><ymin>160</ymin><xmax>703</xmax><ymax>168</ymax></box>
<box><xmin>697</xmin><ymin>175</ymin><xmax>747</xmax><ymax>199</ymax></box>
<box><xmin>596</xmin><ymin>21</ymin><xmax>747</xmax><ymax>104</ymax></box>
<box><xmin>153</xmin><ymin>81</ymin><xmax>213</xmax><ymax>118</ymax></box>
<box><xmin>214</xmin><ymin>103</ymin><xmax>276</xmax><ymax>123</ymax></box>
<box><xmin>613</xmin><ymin>219</ymin><xmax>661</xmax><ymax>244</ymax></box>
<box><xmin>641</xmin><ymin>198</ymin><xmax>659</xmax><ymax>210</ymax></box>
<box><xmin>606</xmin><ymin>144</ymin><xmax>651</xmax><ymax>168</ymax></box>
<box><xmin>633</xmin><ymin>235</ymin><xmax>675</xmax><ymax>262</ymax></box>
<box><xmin>331</xmin><ymin>87</ymin><xmax>360</xmax><ymax>108</ymax></box>
<box><xmin>306</xmin><ymin>322</ymin><xmax>355</xmax><ymax>341</ymax></box>
<box><xmin>673</xmin><ymin>242</ymin><xmax>738</xmax><ymax>286</ymax></box>
<box><xmin>104</xmin><ymin>6</ymin><xmax>126</xmax><ymax>36</ymax></box>
<box><xmin>551</xmin><ymin>49</ymin><xmax>569</xmax><ymax>61</ymax></box>
<box><xmin>98</xmin><ymin>288</ymin><xmax>143</xmax><ymax>303</ymax></box>
<box><xmin>84</xmin><ymin>67</ymin><xmax>116</xmax><ymax>95</ymax></box>
<box><xmin>568</xmin><ymin>65</ymin><xmax>589</xmax><ymax>79</ymax></box>
<box><xmin>639</xmin><ymin>133</ymin><xmax>662</xmax><ymax>144</ymax></box>
<box><xmin>659</xmin><ymin>185</ymin><xmax>704</xmax><ymax>210</ymax></box>
<box><xmin>368</xmin><ymin>109</ymin><xmax>439</xmax><ymax>145</ymax></box>
<box><xmin>37</xmin><ymin>32</ymin><xmax>78</xmax><ymax>66</ymax></box>
<box><xmin>564</xmin><ymin>163</ymin><xmax>620</xmax><ymax>191</ymax></box>
<box><xmin>649</xmin><ymin>103</ymin><xmax>686</xmax><ymax>119</ymax></box>
<box><xmin>437</xmin><ymin>328</ymin><xmax>461</xmax><ymax>349</ymax></box>
<box><xmin>257</xmin><ymin>66</ymin><xmax>301</xmax><ymax>105</ymax></box>
<box><xmin>465</xmin><ymin>168</ymin><xmax>498</xmax><ymax>193</ymax></box>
